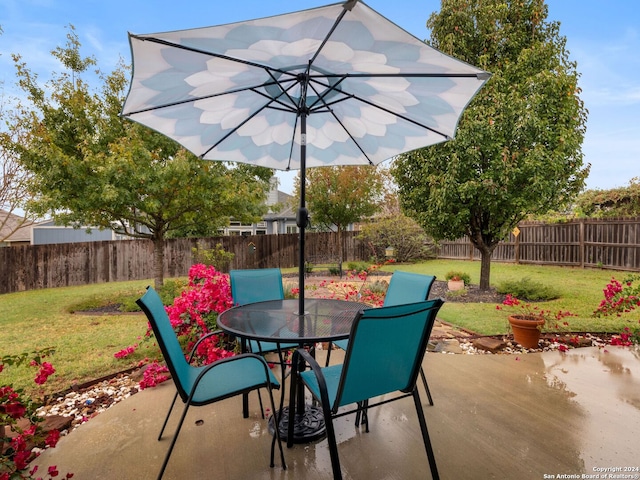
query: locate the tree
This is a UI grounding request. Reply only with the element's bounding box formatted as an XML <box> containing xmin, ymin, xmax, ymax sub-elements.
<box><xmin>1</xmin><ymin>27</ymin><xmax>36</xmax><ymax>242</ymax></box>
<box><xmin>575</xmin><ymin>178</ymin><xmax>640</xmax><ymax>218</ymax></box>
<box><xmin>294</xmin><ymin>166</ymin><xmax>385</xmax><ymax>261</ymax></box>
<box><xmin>12</xmin><ymin>26</ymin><xmax>272</xmax><ymax>288</ymax></box>
<box><xmin>393</xmin><ymin>0</ymin><xmax>589</xmax><ymax>289</ymax></box>
<box><xmin>1</xmin><ymin>100</ymin><xmax>35</xmax><ymax>242</ymax></box>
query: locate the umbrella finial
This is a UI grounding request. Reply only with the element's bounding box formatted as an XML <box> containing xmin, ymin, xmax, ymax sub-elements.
<box><xmin>343</xmin><ymin>0</ymin><xmax>359</xmax><ymax>11</ymax></box>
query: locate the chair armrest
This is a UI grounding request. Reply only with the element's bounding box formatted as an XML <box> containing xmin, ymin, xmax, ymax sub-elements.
<box><xmin>294</xmin><ymin>348</ymin><xmax>333</xmax><ymax>411</ymax></box>
<box><xmin>188</xmin><ymin>353</ymin><xmax>278</xmax><ymax>402</ymax></box>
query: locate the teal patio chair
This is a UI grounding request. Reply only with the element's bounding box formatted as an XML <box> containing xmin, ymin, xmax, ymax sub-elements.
<box><xmin>136</xmin><ymin>286</ymin><xmax>286</xmax><ymax>480</ymax></box>
<box><xmin>327</xmin><ymin>271</ymin><xmax>437</xmax><ymax>405</ymax></box>
<box><xmin>229</xmin><ymin>268</ymin><xmax>298</xmax><ymax>359</ymax></box>
<box><xmin>291</xmin><ymin>299</ymin><xmax>444</xmax><ymax>480</ymax></box>
<box><xmin>230</xmin><ymin>268</ymin><xmax>299</xmax><ymax>416</ymax></box>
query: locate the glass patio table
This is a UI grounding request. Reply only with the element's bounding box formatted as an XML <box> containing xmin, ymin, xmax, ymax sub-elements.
<box><xmin>217</xmin><ymin>298</ymin><xmax>369</xmax><ymax>443</ymax></box>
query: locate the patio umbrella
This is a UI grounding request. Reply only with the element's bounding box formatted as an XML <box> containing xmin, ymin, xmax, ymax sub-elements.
<box><xmin>121</xmin><ymin>0</ymin><xmax>490</xmax><ymax>316</ymax></box>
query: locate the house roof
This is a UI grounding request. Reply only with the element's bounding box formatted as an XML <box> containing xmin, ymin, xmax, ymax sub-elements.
<box><xmin>264</xmin><ymin>190</ymin><xmax>296</xmax><ymax>220</ymax></box>
<box><xmin>0</xmin><ymin>209</ymin><xmax>34</xmax><ymax>244</ymax></box>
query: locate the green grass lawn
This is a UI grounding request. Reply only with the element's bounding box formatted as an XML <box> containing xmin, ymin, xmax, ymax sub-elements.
<box><xmin>377</xmin><ymin>260</ymin><xmax>638</xmax><ymax>336</ymax></box>
<box><xmin>1</xmin><ymin>280</ymin><xmax>156</xmax><ymax>396</ymax></box>
<box><xmin>2</xmin><ymin>261</ymin><xmax>638</xmax><ymax>396</ymax></box>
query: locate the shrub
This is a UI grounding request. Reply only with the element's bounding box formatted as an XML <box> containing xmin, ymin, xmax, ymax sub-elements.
<box><xmin>496</xmin><ymin>277</ymin><xmax>560</xmax><ymax>301</ymax></box>
<box><xmin>1</xmin><ymin>348</ymin><xmax>72</xmax><ymax>479</ymax></box>
<box><xmin>357</xmin><ymin>214</ymin><xmax>434</xmax><ymax>263</ymax></box>
<box><xmin>346</xmin><ymin>261</ymin><xmax>372</xmax><ymax>273</ymax></box>
<box><xmin>191</xmin><ymin>242</ymin><xmax>234</xmax><ymax>272</ymax></box>
<box><xmin>328</xmin><ymin>266</ymin><xmax>342</xmax><ymax>276</ymax></box>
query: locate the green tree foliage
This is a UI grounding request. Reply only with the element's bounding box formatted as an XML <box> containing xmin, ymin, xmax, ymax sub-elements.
<box><xmin>393</xmin><ymin>0</ymin><xmax>589</xmax><ymax>289</ymax></box>
<box><xmin>575</xmin><ymin>178</ymin><xmax>640</xmax><ymax>218</ymax></box>
<box><xmin>294</xmin><ymin>165</ymin><xmax>385</xmax><ymax>261</ymax></box>
<box><xmin>11</xmin><ymin>26</ymin><xmax>272</xmax><ymax>287</ymax></box>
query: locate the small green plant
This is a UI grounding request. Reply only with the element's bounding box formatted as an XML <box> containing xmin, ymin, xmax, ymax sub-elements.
<box><xmin>445</xmin><ymin>270</ymin><xmax>471</xmax><ymax>285</ymax></box>
<box><xmin>328</xmin><ymin>266</ymin><xmax>342</xmax><ymax>276</ymax></box>
<box><xmin>192</xmin><ymin>242</ymin><xmax>235</xmax><ymax>272</ymax></box>
<box><xmin>366</xmin><ymin>279</ymin><xmax>389</xmax><ymax>295</ymax></box>
<box><xmin>496</xmin><ymin>277</ymin><xmax>560</xmax><ymax>301</ymax></box>
<box><xmin>346</xmin><ymin>261</ymin><xmax>372</xmax><ymax>273</ymax></box>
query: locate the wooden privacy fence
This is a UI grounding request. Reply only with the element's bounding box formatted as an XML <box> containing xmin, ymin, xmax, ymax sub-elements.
<box><xmin>4</xmin><ymin>217</ymin><xmax>640</xmax><ymax>295</ymax></box>
<box><xmin>0</xmin><ymin>231</ymin><xmax>368</xmax><ymax>294</ymax></box>
<box><xmin>437</xmin><ymin>217</ymin><xmax>640</xmax><ymax>271</ymax></box>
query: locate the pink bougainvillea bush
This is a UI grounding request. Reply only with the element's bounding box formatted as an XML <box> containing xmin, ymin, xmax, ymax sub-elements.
<box><xmin>1</xmin><ymin>349</ymin><xmax>72</xmax><ymax>479</ymax></box>
<box><xmin>594</xmin><ymin>275</ymin><xmax>640</xmax><ymax>346</ymax></box>
<box><xmin>114</xmin><ymin>264</ymin><xmax>237</xmax><ymax>388</ymax></box>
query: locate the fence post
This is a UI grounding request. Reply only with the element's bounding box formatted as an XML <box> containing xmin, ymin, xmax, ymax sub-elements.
<box><xmin>579</xmin><ymin>219</ymin><xmax>585</xmax><ymax>268</ymax></box>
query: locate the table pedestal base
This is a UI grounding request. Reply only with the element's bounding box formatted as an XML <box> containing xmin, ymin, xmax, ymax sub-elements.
<box><xmin>269</xmin><ymin>404</ymin><xmax>326</xmax><ymax>443</ymax></box>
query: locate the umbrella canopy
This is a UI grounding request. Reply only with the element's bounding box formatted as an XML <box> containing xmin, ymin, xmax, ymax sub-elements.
<box><xmin>121</xmin><ymin>0</ymin><xmax>490</xmax><ymax>313</ymax></box>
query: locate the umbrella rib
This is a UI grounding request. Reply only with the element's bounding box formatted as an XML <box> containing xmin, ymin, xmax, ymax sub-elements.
<box><xmin>130</xmin><ymin>34</ymin><xmax>298</xmax><ymax>78</ymax></box>
<box><xmin>306</xmin><ymin>79</ymin><xmax>374</xmax><ymax>166</ymax></box>
<box><xmin>201</xmin><ymin>85</ymin><xmax>295</xmax><ymax>158</ymax></box>
<box><xmin>123</xmin><ymin>77</ymin><xmax>295</xmax><ymax>116</ymax></box>
<box><xmin>350</xmin><ymin>92</ymin><xmax>452</xmax><ymax>140</ymax></box>
<box><xmin>308</xmin><ymin>7</ymin><xmax>350</xmax><ymax>65</ymax></box>
<box><xmin>321</xmin><ymin>72</ymin><xmax>486</xmax><ymax>80</ymax></box>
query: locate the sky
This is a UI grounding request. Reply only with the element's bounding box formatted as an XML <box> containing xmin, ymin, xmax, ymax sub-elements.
<box><xmin>1</xmin><ymin>0</ymin><xmax>638</xmax><ymax>195</ymax></box>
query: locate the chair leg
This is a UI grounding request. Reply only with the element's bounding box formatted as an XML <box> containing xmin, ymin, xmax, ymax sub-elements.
<box><xmin>286</xmin><ymin>353</ymin><xmax>299</xmax><ymax>449</ymax></box>
<box><xmin>325</xmin><ymin>342</ymin><xmax>333</xmax><ymax>367</ymax></box>
<box><xmin>412</xmin><ymin>389</ymin><xmax>439</xmax><ymax>480</ymax></box>
<box><xmin>157</xmin><ymin>402</ymin><xmax>192</xmax><ymax>480</ymax></box>
<box><xmin>158</xmin><ymin>391</ymin><xmax>179</xmax><ymax>440</ymax></box>
<box><xmin>354</xmin><ymin>399</ymin><xmax>369</xmax><ymax>432</ymax></box>
<box><xmin>267</xmin><ymin>385</ymin><xmax>287</xmax><ymax>470</ymax></box>
<box><xmin>323</xmin><ymin>403</ymin><xmax>343</xmax><ymax>480</ymax></box>
<box><xmin>420</xmin><ymin>367</ymin><xmax>434</xmax><ymax>406</ymax></box>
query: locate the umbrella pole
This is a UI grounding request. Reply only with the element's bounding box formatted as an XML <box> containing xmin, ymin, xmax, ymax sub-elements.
<box><xmin>295</xmin><ymin>111</ymin><xmax>309</xmax><ymax>417</ymax></box>
<box><xmin>296</xmin><ymin>112</ymin><xmax>308</xmax><ymax>318</ymax></box>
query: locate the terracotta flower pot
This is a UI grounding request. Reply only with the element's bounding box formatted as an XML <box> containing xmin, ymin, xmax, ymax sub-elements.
<box><xmin>508</xmin><ymin>314</ymin><xmax>545</xmax><ymax>349</ymax></box>
<box><xmin>447</xmin><ymin>279</ymin><xmax>465</xmax><ymax>291</ymax></box>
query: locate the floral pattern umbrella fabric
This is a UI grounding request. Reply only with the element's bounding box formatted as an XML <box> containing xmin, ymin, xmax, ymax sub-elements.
<box><xmin>122</xmin><ymin>0</ymin><xmax>490</xmax><ymax>315</ymax></box>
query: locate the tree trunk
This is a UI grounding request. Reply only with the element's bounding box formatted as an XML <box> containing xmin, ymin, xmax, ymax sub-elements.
<box><xmin>478</xmin><ymin>246</ymin><xmax>492</xmax><ymax>291</ymax></box>
<box><xmin>153</xmin><ymin>237</ymin><xmax>165</xmax><ymax>290</ymax></box>
<box><xmin>468</xmin><ymin>232</ymin><xmax>498</xmax><ymax>291</ymax></box>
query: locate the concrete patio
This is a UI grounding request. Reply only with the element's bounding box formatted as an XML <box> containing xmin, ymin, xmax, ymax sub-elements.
<box><xmin>31</xmin><ymin>346</ymin><xmax>640</xmax><ymax>479</ymax></box>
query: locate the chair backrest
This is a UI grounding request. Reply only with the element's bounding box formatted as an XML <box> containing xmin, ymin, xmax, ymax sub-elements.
<box><xmin>230</xmin><ymin>268</ymin><xmax>284</xmax><ymax>305</ymax></box>
<box><xmin>383</xmin><ymin>271</ymin><xmax>436</xmax><ymax>307</ymax></box>
<box><xmin>334</xmin><ymin>299</ymin><xmax>444</xmax><ymax>410</ymax></box>
<box><xmin>136</xmin><ymin>286</ymin><xmax>191</xmax><ymax>401</ymax></box>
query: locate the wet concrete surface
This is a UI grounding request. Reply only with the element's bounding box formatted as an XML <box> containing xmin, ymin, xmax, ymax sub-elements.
<box><xmin>31</xmin><ymin>346</ymin><xmax>640</xmax><ymax>479</ymax></box>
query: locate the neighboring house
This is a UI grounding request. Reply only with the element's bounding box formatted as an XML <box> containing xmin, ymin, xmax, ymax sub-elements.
<box><xmin>1</xmin><ymin>209</ymin><xmax>129</xmax><ymax>246</ymax></box>
<box><xmin>221</xmin><ymin>177</ymin><xmax>299</xmax><ymax>236</ymax></box>
<box><xmin>31</xmin><ymin>220</ymin><xmax>129</xmax><ymax>245</ymax></box>
<box><xmin>0</xmin><ymin>209</ymin><xmax>34</xmax><ymax>246</ymax></box>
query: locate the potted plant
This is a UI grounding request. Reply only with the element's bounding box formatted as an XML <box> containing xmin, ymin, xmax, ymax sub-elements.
<box><xmin>497</xmin><ymin>294</ymin><xmax>574</xmax><ymax>349</ymax></box>
<box><xmin>445</xmin><ymin>271</ymin><xmax>470</xmax><ymax>291</ymax></box>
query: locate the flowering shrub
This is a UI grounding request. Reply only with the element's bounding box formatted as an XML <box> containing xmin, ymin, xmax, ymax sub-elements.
<box><xmin>114</xmin><ymin>264</ymin><xmax>237</xmax><ymax>386</ymax></box>
<box><xmin>594</xmin><ymin>275</ymin><xmax>640</xmax><ymax>345</ymax></box>
<box><xmin>1</xmin><ymin>349</ymin><xmax>72</xmax><ymax>479</ymax></box>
